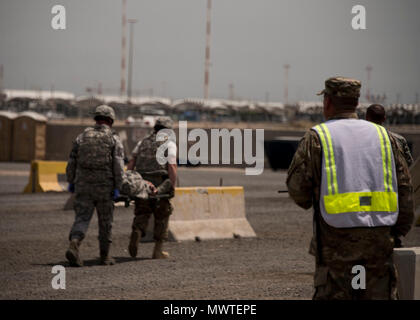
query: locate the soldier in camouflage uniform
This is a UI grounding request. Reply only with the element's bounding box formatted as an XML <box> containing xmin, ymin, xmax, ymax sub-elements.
<box><xmin>66</xmin><ymin>105</ymin><xmax>125</xmax><ymax>267</ymax></box>
<box><xmin>287</xmin><ymin>77</ymin><xmax>414</xmax><ymax>300</ymax></box>
<box><xmin>366</xmin><ymin>104</ymin><xmax>414</xmax><ymax>167</ymax></box>
<box><xmin>127</xmin><ymin>117</ymin><xmax>177</xmax><ymax>259</ymax></box>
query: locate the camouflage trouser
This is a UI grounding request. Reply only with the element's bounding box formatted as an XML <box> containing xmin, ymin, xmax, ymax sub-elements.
<box><xmin>69</xmin><ymin>193</ymin><xmax>114</xmax><ymax>247</ymax></box>
<box><xmin>313</xmin><ymin>259</ymin><xmax>398</xmax><ymax>300</ymax></box>
<box><xmin>132</xmin><ymin>198</ymin><xmax>173</xmax><ymax>241</ymax></box>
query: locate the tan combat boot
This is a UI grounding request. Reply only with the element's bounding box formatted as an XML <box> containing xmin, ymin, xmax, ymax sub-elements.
<box><xmin>128</xmin><ymin>229</ymin><xmax>141</xmax><ymax>258</ymax></box>
<box><xmin>100</xmin><ymin>242</ymin><xmax>115</xmax><ymax>266</ymax></box>
<box><xmin>66</xmin><ymin>238</ymin><xmax>83</xmax><ymax>267</ymax></box>
<box><xmin>152</xmin><ymin>241</ymin><xmax>169</xmax><ymax>259</ymax></box>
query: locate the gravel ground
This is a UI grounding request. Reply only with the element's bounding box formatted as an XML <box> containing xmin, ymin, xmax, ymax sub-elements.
<box><xmin>0</xmin><ymin>163</ymin><xmax>419</xmax><ymax>300</ymax></box>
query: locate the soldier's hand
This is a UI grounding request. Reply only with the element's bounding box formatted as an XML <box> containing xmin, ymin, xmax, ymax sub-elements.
<box><xmin>68</xmin><ymin>183</ymin><xmax>75</xmax><ymax>193</ymax></box>
<box><xmin>393</xmin><ymin>236</ymin><xmax>403</xmax><ymax>248</ymax></box>
<box><xmin>146</xmin><ymin>181</ymin><xmax>157</xmax><ymax>195</ymax></box>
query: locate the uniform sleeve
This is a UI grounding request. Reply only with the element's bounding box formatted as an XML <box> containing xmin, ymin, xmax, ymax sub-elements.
<box><xmin>113</xmin><ymin>135</ymin><xmax>125</xmax><ymax>190</ymax></box>
<box><xmin>389</xmin><ymin>134</ymin><xmax>414</xmax><ymax>237</ymax></box>
<box><xmin>131</xmin><ymin>140</ymin><xmax>142</xmax><ymax>159</ymax></box>
<box><xmin>286</xmin><ymin>130</ymin><xmax>322</xmax><ymax>209</ymax></box>
<box><xmin>402</xmin><ymin>140</ymin><xmax>414</xmax><ymax>167</ymax></box>
<box><xmin>66</xmin><ymin>137</ymin><xmax>80</xmax><ymax>184</ymax></box>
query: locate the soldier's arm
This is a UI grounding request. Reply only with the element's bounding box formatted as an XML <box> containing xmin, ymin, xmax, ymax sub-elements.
<box><xmin>402</xmin><ymin>140</ymin><xmax>414</xmax><ymax>167</ymax></box>
<box><xmin>167</xmin><ymin>141</ymin><xmax>177</xmax><ymax>187</ymax></box>
<box><xmin>127</xmin><ymin>158</ymin><xmax>136</xmax><ymax>170</ymax></box>
<box><xmin>168</xmin><ymin>164</ymin><xmax>177</xmax><ymax>187</ymax></box>
<box><xmin>127</xmin><ymin>140</ymin><xmax>142</xmax><ymax>170</ymax></box>
<box><xmin>113</xmin><ymin>135</ymin><xmax>125</xmax><ymax>190</ymax></box>
<box><xmin>286</xmin><ymin>130</ymin><xmax>321</xmax><ymax>209</ymax></box>
<box><xmin>66</xmin><ymin>138</ymin><xmax>79</xmax><ymax>184</ymax></box>
<box><xmin>389</xmin><ymin>135</ymin><xmax>414</xmax><ymax>237</ymax></box>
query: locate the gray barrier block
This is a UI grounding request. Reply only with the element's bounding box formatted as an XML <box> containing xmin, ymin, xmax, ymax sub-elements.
<box><xmin>394</xmin><ymin>247</ymin><xmax>420</xmax><ymax>300</ymax></box>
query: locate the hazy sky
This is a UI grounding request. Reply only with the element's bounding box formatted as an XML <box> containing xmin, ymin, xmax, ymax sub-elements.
<box><xmin>0</xmin><ymin>0</ymin><xmax>419</xmax><ymax>103</ymax></box>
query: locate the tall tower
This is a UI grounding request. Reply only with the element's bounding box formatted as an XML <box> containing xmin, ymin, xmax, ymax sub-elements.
<box><xmin>365</xmin><ymin>65</ymin><xmax>372</xmax><ymax>102</ymax></box>
<box><xmin>203</xmin><ymin>0</ymin><xmax>212</xmax><ymax>100</ymax></box>
<box><xmin>0</xmin><ymin>64</ymin><xmax>3</xmax><ymax>93</ymax></box>
<box><xmin>120</xmin><ymin>0</ymin><xmax>127</xmax><ymax>97</ymax></box>
<box><xmin>98</xmin><ymin>82</ymin><xmax>103</xmax><ymax>95</ymax></box>
<box><xmin>228</xmin><ymin>83</ymin><xmax>234</xmax><ymax>100</ymax></box>
<box><xmin>127</xmin><ymin>19</ymin><xmax>138</xmax><ymax>102</ymax></box>
<box><xmin>283</xmin><ymin>64</ymin><xmax>290</xmax><ymax>105</ymax></box>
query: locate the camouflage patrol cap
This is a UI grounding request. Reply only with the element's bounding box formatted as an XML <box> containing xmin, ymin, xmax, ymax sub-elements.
<box><xmin>155</xmin><ymin>117</ymin><xmax>173</xmax><ymax>129</ymax></box>
<box><xmin>317</xmin><ymin>77</ymin><xmax>361</xmax><ymax>98</ymax></box>
<box><xmin>93</xmin><ymin>105</ymin><xmax>116</xmax><ymax>121</ymax></box>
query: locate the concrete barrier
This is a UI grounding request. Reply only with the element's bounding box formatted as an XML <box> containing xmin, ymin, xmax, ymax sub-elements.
<box><xmin>23</xmin><ymin>160</ymin><xmax>67</xmax><ymax>193</ymax></box>
<box><xmin>394</xmin><ymin>247</ymin><xmax>420</xmax><ymax>300</ymax></box>
<box><xmin>169</xmin><ymin>186</ymin><xmax>256</xmax><ymax>241</ymax></box>
<box><xmin>64</xmin><ymin>186</ymin><xmax>256</xmax><ymax>242</ymax></box>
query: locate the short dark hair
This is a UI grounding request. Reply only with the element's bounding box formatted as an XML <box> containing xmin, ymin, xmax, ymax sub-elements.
<box><xmin>326</xmin><ymin>94</ymin><xmax>359</xmax><ymax>111</ymax></box>
<box><xmin>154</xmin><ymin>124</ymin><xmax>165</xmax><ymax>132</ymax></box>
<box><xmin>94</xmin><ymin>115</ymin><xmax>114</xmax><ymax>125</ymax></box>
<box><xmin>366</xmin><ymin>104</ymin><xmax>385</xmax><ymax>125</ymax></box>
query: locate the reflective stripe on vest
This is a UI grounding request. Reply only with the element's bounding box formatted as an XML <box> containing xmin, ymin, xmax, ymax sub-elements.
<box><xmin>313</xmin><ymin>119</ymin><xmax>398</xmax><ymax>228</ymax></box>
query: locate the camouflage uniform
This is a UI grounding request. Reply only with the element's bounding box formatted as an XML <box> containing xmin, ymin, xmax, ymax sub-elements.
<box><xmin>132</xmin><ymin>132</ymin><xmax>174</xmax><ymax>241</ymax></box>
<box><xmin>66</xmin><ymin>105</ymin><xmax>125</xmax><ymax>266</ymax></box>
<box><xmin>129</xmin><ymin>117</ymin><xmax>176</xmax><ymax>258</ymax></box>
<box><xmin>388</xmin><ymin>131</ymin><xmax>414</xmax><ymax>167</ymax></box>
<box><xmin>121</xmin><ymin>170</ymin><xmax>150</xmax><ymax>200</ymax></box>
<box><xmin>287</xmin><ymin>78</ymin><xmax>414</xmax><ymax>300</ymax></box>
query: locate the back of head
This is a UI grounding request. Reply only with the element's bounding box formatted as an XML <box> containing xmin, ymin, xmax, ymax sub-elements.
<box><xmin>154</xmin><ymin>116</ymin><xmax>173</xmax><ymax>132</ymax></box>
<box><xmin>366</xmin><ymin>104</ymin><xmax>386</xmax><ymax>125</ymax></box>
<box><xmin>93</xmin><ymin>105</ymin><xmax>116</xmax><ymax>125</ymax></box>
<box><xmin>318</xmin><ymin>77</ymin><xmax>361</xmax><ymax>112</ymax></box>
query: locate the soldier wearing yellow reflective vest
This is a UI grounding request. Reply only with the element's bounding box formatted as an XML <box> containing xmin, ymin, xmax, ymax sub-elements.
<box><xmin>287</xmin><ymin>77</ymin><xmax>414</xmax><ymax>300</ymax></box>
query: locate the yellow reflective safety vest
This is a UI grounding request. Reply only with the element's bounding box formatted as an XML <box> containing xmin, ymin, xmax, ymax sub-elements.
<box><xmin>312</xmin><ymin>119</ymin><xmax>398</xmax><ymax>228</ymax></box>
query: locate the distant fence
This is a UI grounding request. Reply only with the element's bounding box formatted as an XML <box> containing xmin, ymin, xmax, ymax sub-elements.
<box><xmin>2</xmin><ymin>120</ymin><xmax>418</xmax><ymax>170</ymax></box>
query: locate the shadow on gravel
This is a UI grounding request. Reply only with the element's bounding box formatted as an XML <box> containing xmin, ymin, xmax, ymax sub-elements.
<box><xmin>32</xmin><ymin>256</ymin><xmax>149</xmax><ymax>268</ymax></box>
<box><xmin>114</xmin><ymin>256</ymin><xmax>151</xmax><ymax>263</ymax></box>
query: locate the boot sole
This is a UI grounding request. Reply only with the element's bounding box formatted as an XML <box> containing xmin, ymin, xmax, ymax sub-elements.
<box><xmin>66</xmin><ymin>249</ymin><xmax>83</xmax><ymax>267</ymax></box>
<box><xmin>152</xmin><ymin>252</ymin><xmax>169</xmax><ymax>259</ymax></box>
<box><xmin>100</xmin><ymin>259</ymin><xmax>115</xmax><ymax>266</ymax></box>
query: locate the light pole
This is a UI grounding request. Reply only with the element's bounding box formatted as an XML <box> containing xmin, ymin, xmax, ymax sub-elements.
<box><xmin>203</xmin><ymin>0</ymin><xmax>212</xmax><ymax>100</ymax></box>
<box><xmin>229</xmin><ymin>83</ymin><xmax>234</xmax><ymax>100</ymax></box>
<box><xmin>284</xmin><ymin>64</ymin><xmax>290</xmax><ymax>105</ymax></box>
<box><xmin>0</xmin><ymin>64</ymin><xmax>3</xmax><ymax>94</ymax></box>
<box><xmin>120</xmin><ymin>0</ymin><xmax>127</xmax><ymax>97</ymax></box>
<box><xmin>366</xmin><ymin>65</ymin><xmax>372</xmax><ymax>102</ymax></box>
<box><xmin>127</xmin><ymin>18</ymin><xmax>138</xmax><ymax>103</ymax></box>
